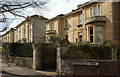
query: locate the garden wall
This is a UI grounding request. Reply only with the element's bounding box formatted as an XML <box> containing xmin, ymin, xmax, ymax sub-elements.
<box><xmin>60</xmin><ymin>59</ymin><xmax>119</xmax><ymax>77</ymax></box>
<box><xmin>10</xmin><ymin>57</ymin><xmax>33</xmax><ymax>69</ymax></box>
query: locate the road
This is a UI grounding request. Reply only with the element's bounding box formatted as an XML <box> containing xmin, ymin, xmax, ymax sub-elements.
<box><xmin>1</xmin><ymin>60</ymin><xmax>55</xmax><ymax>77</ymax></box>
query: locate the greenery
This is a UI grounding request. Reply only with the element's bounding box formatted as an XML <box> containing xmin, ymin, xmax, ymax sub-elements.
<box><xmin>62</xmin><ymin>41</ymin><xmax>119</xmax><ymax>59</ymax></box>
<box><xmin>2</xmin><ymin>43</ymin><xmax>33</xmax><ymax>58</ymax></box>
<box><xmin>50</xmin><ymin>36</ymin><xmax>61</xmax><ymax>43</ymax></box>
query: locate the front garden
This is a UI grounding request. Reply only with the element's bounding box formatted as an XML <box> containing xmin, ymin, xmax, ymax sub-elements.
<box><xmin>62</xmin><ymin>41</ymin><xmax>120</xmax><ymax>60</ymax></box>
<box><xmin>2</xmin><ymin>42</ymin><xmax>33</xmax><ymax>58</ymax></box>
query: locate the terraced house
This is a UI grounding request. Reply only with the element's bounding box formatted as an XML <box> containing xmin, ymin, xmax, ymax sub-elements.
<box><xmin>2</xmin><ymin>28</ymin><xmax>15</xmax><ymax>43</ymax></box>
<box><xmin>1</xmin><ymin>15</ymin><xmax>48</xmax><ymax>43</ymax></box>
<box><xmin>46</xmin><ymin>1</ymin><xmax>120</xmax><ymax>44</ymax></box>
<box><xmin>14</xmin><ymin>15</ymin><xmax>48</xmax><ymax>43</ymax></box>
<box><xmin>46</xmin><ymin>14</ymin><xmax>64</xmax><ymax>43</ymax></box>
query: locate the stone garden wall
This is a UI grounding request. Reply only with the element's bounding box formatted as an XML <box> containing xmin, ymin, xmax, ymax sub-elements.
<box><xmin>10</xmin><ymin>56</ymin><xmax>33</xmax><ymax>69</ymax></box>
<box><xmin>60</xmin><ymin>59</ymin><xmax>119</xmax><ymax>77</ymax></box>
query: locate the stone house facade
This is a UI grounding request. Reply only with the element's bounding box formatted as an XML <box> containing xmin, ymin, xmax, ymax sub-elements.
<box><xmin>2</xmin><ymin>28</ymin><xmax>15</xmax><ymax>43</ymax></box>
<box><xmin>46</xmin><ymin>2</ymin><xmax>120</xmax><ymax>44</ymax></box>
<box><xmin>1</xmin><ymin>15</ymin><xmax>48</xmax><ymax>44</ymax></box>
<box><xmin>14</xmin><ymin>15</ymin><xmax>48</xmax><ymax>43</ymax></box>
<box><xmin>46</xmin><ymin>14</ymin><xmax>64</xmax><ymax>43</ymax></box>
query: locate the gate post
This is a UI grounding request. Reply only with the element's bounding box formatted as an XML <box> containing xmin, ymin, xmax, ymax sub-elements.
<box><xmin>56</xmin><ymin>44</ymin><xmax>62</xmax><ymax>76</ymax></box>
<box><xmin>32</xmin><ymin>43</ymin><xmax>41</xmax><ymax>70</ymax></box>
<box><xmin>56</xmin><ymin>39</ymin><xmax>70</xmax><ymax>76</ymax></box>
<box><xmin>118</xmin><ymin>42</ymin><xmax>120</xmax><ymax>77</ymax></box>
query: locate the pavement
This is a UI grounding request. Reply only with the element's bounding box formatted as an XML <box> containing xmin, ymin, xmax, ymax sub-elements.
<box><xmin>1</xmin><ymin>61</ymin><xmax>56</xmax><ymax>77</ymax></box>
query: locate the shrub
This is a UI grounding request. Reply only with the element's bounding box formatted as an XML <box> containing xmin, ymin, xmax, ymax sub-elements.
<box><xmin>14</xmin><ymin>43</ymin><xmax>33</xmax><ymax>57</ymax></box>
<box><xmin>8</xmin><ymin>43</ymin><xmax>23</xmax><ymax>56</ymax></box>
<box><xmin>3</xmin><ymin>43</ymin><xmax>33</xmax><ymax>58</ymax></box>
<box><xmin>62</xmin><ymin>42</ymin><xmax>112</xmax><ymax>59</ymax></box>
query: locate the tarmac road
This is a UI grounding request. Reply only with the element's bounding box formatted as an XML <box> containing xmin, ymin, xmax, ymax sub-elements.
<box><xmin>1</xmin><ymin>60</ymin><xmax>55</xmax><ymax>77</ymax></box>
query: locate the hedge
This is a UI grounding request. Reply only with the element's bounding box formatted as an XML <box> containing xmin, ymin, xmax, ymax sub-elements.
<box><xmin>62</xmin><ymin>42</ymin><xmax>114</xmax><ymax>59</ymax></box>
<box><xmin>2</xmin><ymin>43</ymin><xmax>33</xmax><ymax>58</ymax></box>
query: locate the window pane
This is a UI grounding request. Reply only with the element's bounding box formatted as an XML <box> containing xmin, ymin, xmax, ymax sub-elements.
<box><xmin>91</xmin><ymin>8</ymin><xmax>93</xmax><ymax>17</ymax></box>
<box><xmin>78</xmin><ymin>32</ymin><xmax>82</xmax><ymax>41</ymax></box>
<box><xmin>50</xmin><ymin>23</ymin><xmax>52</xmax><ymax>30</ymax></box>
<box><xmin>65</xmin><ymin>35</ymin><xmax>68</xmax><ymax>40</ymax></box>
<box><xmin>96</xmin><ymin>26</ymin><xmax>103</xmax><ymax>44</ymax></box>
<box><xmin>94</xmin><ymin>5</ymin><xmax>97</xmax><ymax>16</ymax></box>
<box><xmin>79</xmin><ymin>15</ymin><xmax>82</xmax><ymax>24</ymax></box>
<box><xmin>90</xmin><ymin>27</ymin><xmax>93</xmax><ymax>35</ymax></box>
<box><xmin>98</xmin><ymin>5</ymin><xmax>101</xmax><ymax>16</ymax></box>
<box><xmin>89</xmin><ymin>27</ymin><xmax>93</xmax><ymax>43</ymax></box>
<box><xmin>65</xmin><ymin>19</ymin><xmax>68</xmax><ymax>28</ymax></box>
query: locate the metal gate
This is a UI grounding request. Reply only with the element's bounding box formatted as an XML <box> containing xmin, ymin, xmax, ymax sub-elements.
<box><xmin>41</xmin><ymin>44</ymin><xmax>57</xmax><ymax>70</ymax></box>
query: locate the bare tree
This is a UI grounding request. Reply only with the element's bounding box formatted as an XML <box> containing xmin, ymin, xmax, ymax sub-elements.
<box><xmin>0</xmin><ymin>1</ymin><xmax>47</xmax><ymax>32</ymax></box>
<box><xmin>0</xmin><ymin>27</ymin><xmax>7</xmax><ymax>32</ymax></box>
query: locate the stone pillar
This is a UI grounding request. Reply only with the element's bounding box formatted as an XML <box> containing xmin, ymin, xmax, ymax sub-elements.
<box><xmin>93</xmin><ymin>26</ymin><xmax>96</xmax><ymax>44</ymax></box>
<box><xmin>56</xmin><ymin>44</ymin><xmax>62</xmax><ymax>75</ymax></box>
<box><xmin>118</xmin><ymin>44</ymin><xmax>120</xmax><ymax>77</ymax></box>
<box><xmin>32</xmin><ymin>44</ymin><xmax>41</xmax><ymax>70</ymax></box>
<box><xmin>56</xmin><ymin>39</ymin><xmax>70</xmax><ymax>76</ymax></box>
<box><xmin>87</xmin><ymin>27</ymin><xmax>89</xmax><ymax>41</ymax></box>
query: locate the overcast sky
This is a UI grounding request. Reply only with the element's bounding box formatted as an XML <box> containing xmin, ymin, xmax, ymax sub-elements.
<box><xmin>43</xmin><ymin>0</ymin><xmax>90</xmax><ymax>19</ymax></box>
<box><xmin>0</xmin><ymin>0</ymin><xmax>90</xmax><ymax>35</ymax></box>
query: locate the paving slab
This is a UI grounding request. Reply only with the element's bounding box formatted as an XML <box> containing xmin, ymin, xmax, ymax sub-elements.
<box><xmin>1</xmin><ymin>62</ymin><xmax>55</xmax><ymax>77</ymax></box>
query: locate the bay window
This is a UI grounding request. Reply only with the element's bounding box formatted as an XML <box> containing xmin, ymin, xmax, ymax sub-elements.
<box><xmin>89</xmin><ymin>27</ymin><xmax>93</xmax><ymax>43</ymax></box>
<box><xmin>88</xmin><ymin>26</ymin><xmax>103</xmax><ymax>44</ymax></box>
<box><xmin>96</xmin><ymin>26</ymin><xmax>103</xmax><ymax>44</ymax></box>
